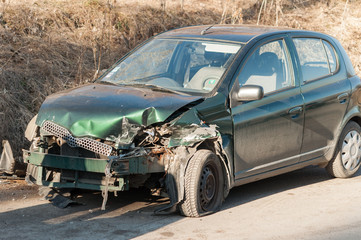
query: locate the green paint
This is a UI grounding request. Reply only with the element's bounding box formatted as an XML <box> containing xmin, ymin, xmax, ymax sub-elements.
<box><xmin>35</xmin><ymin>165</ymin><xmax>126</xmax><ymax>191</ymax></box>
<box><xmin>35</xmin><ymin>84</ymin><xmax>202</xmax><ymax>144</ymax></box>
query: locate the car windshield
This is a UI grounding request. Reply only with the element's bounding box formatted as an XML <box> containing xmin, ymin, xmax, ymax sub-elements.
<box><xmin>100</xmin><ymin>38</ymin><xmax>242</xmax><ymax>94</ymax></box>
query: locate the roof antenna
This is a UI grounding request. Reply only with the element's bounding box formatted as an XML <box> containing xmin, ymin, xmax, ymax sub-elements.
<box><xmin>201</xmin><ymin>25</ymin><xmax>214</xmax><ymax>35</ymax></box>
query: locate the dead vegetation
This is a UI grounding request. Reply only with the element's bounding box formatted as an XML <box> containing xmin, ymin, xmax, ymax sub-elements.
<box><xmin>0</xmin><ymin>0</ymin><xmax>220</xmax><ymax>159</ymax></box>
<box><xmin>1</xmin><ymin>0</ymin><xmax>361</xmax><ymax>160</ymax></box>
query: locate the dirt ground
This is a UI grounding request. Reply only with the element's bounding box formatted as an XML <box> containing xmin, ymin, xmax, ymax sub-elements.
<box><xmin>0</xmin><ymin>166</ymin><xmax>361</xmax><ymax>240</ymax></box>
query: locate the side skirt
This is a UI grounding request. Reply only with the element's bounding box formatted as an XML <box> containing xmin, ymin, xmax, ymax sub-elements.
<box><xmin>233</xmin><ymin>156</ymin><xmax>327</xmax><ymax>188</ymax></box>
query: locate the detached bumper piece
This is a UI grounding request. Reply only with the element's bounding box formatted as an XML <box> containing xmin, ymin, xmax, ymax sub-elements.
<box><xmin>23</xmin><ymin>150</ymin><xmax>164</xmax><ymax>192</ymax></box>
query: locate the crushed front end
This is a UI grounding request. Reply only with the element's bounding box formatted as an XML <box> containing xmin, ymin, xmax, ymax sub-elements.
<box><xmin>23</xmin><ymin>92</ymin><xmax>224</xmax><ymax>211</ymax></box>
<box><xmin>24</xmin><ymin>119</ymin><xmax>170</xmax><ymax>193</ymax></box>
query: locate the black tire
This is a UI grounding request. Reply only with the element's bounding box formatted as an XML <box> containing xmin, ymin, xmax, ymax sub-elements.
<box><xmin>326</xmin><ymin>121</ymin><xmax>361</xmax><ymax>178</ymax></box>
<box><xmin>179</xmin><ymin>149</ymin><xmax>224</xmax><ymax>217</ymax></box>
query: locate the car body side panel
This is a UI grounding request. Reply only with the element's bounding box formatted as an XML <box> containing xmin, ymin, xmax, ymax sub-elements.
<box><xmin>194</xmin><ymin>93</ymin><xmax>233</xmax><ymax>135</ymax></box>
<box><xmin>232</xmin><ymin>88</ymin><xmax>304</xmax><ymax>179</ymax></box>
<box><xmin>324</xmin><ymin>75</ymin><xmax>361</xmax><ymax>160</ymax></box>
<box><xmin>192</xmin><ymin>92</ymin><xmax>234</xmax><ymax>181</ymax></box>
<box><xmin>299</xmin><ymin>76</ymin><xmax>351</xmax><ymax>161</ymax></box>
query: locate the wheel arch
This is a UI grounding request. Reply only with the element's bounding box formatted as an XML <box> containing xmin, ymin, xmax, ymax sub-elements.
<box><xmin>326</xmin><ymin>120</ymin><xmax>361</xmax><ymax>178</ymax></box>
<box><xmin>325</xmin><ymin>108</ymin><xmax>361</xmax><ymax>161</ymax></box>
<box><xmin>157</xmin><ymin>137</ymin><xmax>232</xmax><ymax>215</ymax></box>
<box><xmin>349</xmin><ymin>116</ymin><xmax>361</xmax><ymax>128</ymax></box>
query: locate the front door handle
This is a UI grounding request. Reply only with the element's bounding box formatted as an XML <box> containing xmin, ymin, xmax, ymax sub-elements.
<box><xmin>288</xmin><ymin>106</ymin><xmax>303</xmax><ymax>119</ymax></box>
<box><xmin>337</xmin><ymin>93</ymin><xmax>349</xmax><ymax>104</ymax></box>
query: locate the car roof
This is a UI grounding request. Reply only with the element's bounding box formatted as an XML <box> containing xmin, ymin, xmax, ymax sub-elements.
<box><xmin>156</xmin><ymin>24</ymin><xmax>322</xmax><ymax>43</ymax></box>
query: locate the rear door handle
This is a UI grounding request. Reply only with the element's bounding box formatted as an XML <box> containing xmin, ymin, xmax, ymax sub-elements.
<box><xmin>288</xmin><ymin>106</ymin><xmax>303</xmax><ymax>119</ymax></box>
<box><xmin>337</xmin><ymin>93</ymin><xmax>349</xmax><ymax>104</ymax></box>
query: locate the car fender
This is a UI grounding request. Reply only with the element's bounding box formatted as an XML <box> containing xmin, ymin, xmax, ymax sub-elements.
<box><xmin>324</xmin><ymin>106</ymin><xmax>361</xmax><ymax>161</ymax></box>
<box><xmin>156</xmin><ymin>127</ymin><xmax>232</xmax><ymax>214</ymax></box>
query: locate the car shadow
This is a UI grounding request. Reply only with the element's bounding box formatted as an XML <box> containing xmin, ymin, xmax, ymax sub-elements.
<box><xmin>0</xmin><ymin>187</ymin><xmax>183</xmax><ymax>240</ymax></box>
<box><xmin>222</xmin><ymin>165</ymin><xmax>360</xmax><ymax>210</ymax></box>
<box><xmin>0</xmin><ymin>166</ymin><xmax>359</xmax><ymax>239</ymax></box>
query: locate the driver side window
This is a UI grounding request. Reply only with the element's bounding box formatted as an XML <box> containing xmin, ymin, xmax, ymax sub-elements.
<box><xmin>238</xmin><ymin>39</ymin><xmax>293</xmax><ymax>94</ymax></box>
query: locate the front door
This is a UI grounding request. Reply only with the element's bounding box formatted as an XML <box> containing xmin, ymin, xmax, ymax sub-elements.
<box><xmin>231</xmin><ymin>37</ymin><xmax>304</xmax><ymax>179</ymax></box>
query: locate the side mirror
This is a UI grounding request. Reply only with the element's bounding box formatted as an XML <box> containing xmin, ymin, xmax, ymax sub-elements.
<box><xmin>235</xmin><ymin>85</ymin><xmax>264</xmax><ymax>102</ymax></box>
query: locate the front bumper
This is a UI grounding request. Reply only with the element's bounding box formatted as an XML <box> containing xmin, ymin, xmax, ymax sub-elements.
<box><xmin>23</xmin><ymin>150</ymin><xmax>166</xmax><ymax>191</ymax></box>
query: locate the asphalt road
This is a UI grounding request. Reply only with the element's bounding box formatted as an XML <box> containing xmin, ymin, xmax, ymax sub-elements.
<box><xmin>1</xmin><ymin>166</ymin><xmax>361</xmax><ymax>240</ymax></box>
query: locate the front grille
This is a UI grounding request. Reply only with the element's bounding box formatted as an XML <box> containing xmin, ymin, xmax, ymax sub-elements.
<box><xmin>42</xmin><ymin>121</ymin><xmax>113</xmax><ymax>156</ymax></box>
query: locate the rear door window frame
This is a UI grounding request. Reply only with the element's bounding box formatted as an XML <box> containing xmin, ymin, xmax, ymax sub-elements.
<box><xmin>291</xmin><ymin>36</ymin><xmax>340</xmax><ymax>84</ymax></box>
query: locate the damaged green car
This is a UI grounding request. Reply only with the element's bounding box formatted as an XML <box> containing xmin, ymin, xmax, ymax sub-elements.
<box><xmin>24</xmin><ymin>25</ymin><xmax>361</xmax><ymax>217</ymax></box>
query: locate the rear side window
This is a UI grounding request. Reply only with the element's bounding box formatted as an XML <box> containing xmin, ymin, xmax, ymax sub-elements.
<box><xmin>323</xmin><ymin>40</ymin><xmax>337</xmax><ymax>72</ymax></box>
<box><xmin>293</xmin><ymin>38</ymin><xmax>338</xmax><ymax>82</ymax></box>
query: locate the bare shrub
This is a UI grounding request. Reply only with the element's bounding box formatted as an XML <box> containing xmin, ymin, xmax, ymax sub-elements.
<box><xmin>0</xmin><ymin>0</ymin><xmax>220</xmax><ymax>158</ymax></box>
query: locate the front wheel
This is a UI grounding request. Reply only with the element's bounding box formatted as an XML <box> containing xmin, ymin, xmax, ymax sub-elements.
<box><xmin>179</xmin><ymin>149</ymin><xmax>224</xmax><ymax>217</ymax></box>
<box><xmin>326</xmin><ymin>121</ymin><xmax>361</xmax><ymax>178</ymax></box>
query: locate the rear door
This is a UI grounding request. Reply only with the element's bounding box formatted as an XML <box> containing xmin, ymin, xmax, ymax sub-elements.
<box><xmin>231</xmin><ymin>35</ymin><xmax>304</xmax><ymax>179</ymax></box>
<box><xmin>290</xmin><ymin>36</ymin><xmax>352</xmax><ymax>161</ymax></box>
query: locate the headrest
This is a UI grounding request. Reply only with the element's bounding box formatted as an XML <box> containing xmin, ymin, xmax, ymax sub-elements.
<box><xmin>204</xmin><ymin>51</ymin><xmax>227</xmax><ymax>65</ymax></box>
<box><xmin>259</xmin><ymin>52</ymin><xmax>279</xmax><ymax>75</ymax></box>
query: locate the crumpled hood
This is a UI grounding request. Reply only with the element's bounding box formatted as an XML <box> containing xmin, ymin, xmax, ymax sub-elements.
<box><xmin>36</xmin><ymin>83</ymin><xmax>202</xmax><ymax>144</ymax></box>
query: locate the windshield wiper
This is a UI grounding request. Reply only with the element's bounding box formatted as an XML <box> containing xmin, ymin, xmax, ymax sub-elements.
<box><xmin>119</xmin><ymin>83</ymin><xmax>184</xmax><ymax>95</ymax></box>
<box><xmin>99</xmin><ymin>80</ymin><xmax>117</xmax><ymax>86</ymax></box>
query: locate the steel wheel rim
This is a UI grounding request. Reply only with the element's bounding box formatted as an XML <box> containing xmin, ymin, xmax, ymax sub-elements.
<box><xmin>341</xmin><ymin>130</ymin><xmax>361</xmax><ymax>171</ymax></box>
<box><xmin>199</xmin><ymin>164</ymin><xmax>218</xmax><ymax>211</ymax></box>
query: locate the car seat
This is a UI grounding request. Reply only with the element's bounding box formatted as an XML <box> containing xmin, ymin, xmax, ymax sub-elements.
<box><xmin>185</xmin><ymin>52</ymin><xmax>227</xmax><ymax>91</ymax></box>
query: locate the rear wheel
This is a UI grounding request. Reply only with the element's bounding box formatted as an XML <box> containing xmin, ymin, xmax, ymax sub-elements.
<box><xmin>327</xmin><ymin>121</ymin><xmax>361</xmax><ymax>178</ymax></box>
<box><xmin>179</xmin><ymin>149</ymin><xmax>224</xmax><ymax>217</ymax></box>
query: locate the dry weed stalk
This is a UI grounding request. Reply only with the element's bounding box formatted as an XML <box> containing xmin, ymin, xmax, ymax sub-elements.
<box><xmin>257</xmin><ymin>0</ymin><xmax>267</xmax><ymax>25</ymax></box>
<box><xmin>256</xmin><ymin>0</ymin><xmax>284</xmax><ymax>26</ymax></box>
<box><xmin>340</xmin><ymin>0</ymin><xmax>349</xmax><ymax>42</ymax></box>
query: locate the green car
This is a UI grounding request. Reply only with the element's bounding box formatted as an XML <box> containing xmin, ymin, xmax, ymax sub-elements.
<box><xmin>24</xmin><ymin>25</ymin><xmax>361</xmax><ymax>217</ymax></box>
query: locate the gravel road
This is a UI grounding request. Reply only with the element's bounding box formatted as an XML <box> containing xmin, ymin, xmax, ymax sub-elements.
<box><xmin>1</xmin><ymin>166</ymin><xmax>360</xmax><ymax>240</ymax></box>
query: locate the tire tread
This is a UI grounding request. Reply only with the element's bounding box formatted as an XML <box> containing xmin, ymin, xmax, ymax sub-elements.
<box><xmin>180</xmin><ymin>149</ymin><xmax>223</xmax><ymax>217</ymax></box>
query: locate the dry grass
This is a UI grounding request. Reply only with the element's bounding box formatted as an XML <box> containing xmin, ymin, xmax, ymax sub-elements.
<box><xmin>1</xmin><ymin>0</ymin><xmax>361</xmax><ymax>159</ymax></box>
<box><xmin>0</xmin><ymin>0</ymin><xmax>220</xmax><ymax>158</ymax></box>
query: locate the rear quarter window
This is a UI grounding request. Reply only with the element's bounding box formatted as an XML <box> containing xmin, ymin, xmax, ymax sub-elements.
<box><xmin>293</xmin><ymin>38</ymin><xmax>338</xmax><ymax>82</ymax></box>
